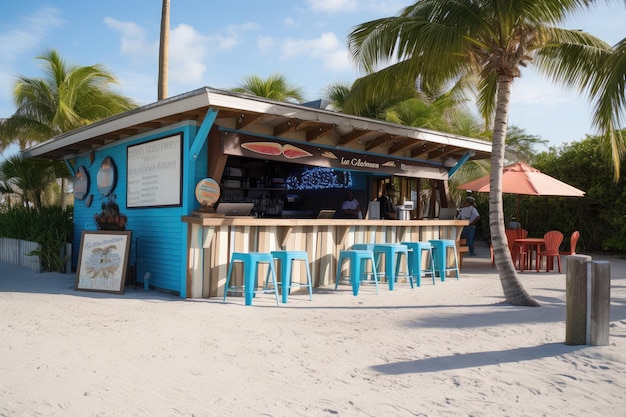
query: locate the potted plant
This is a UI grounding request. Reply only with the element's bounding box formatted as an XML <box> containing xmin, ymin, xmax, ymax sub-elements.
<box><xmin>94</xmin><ymin>194</ymin><xmax>127</xmax><ymax>231</ymax></box>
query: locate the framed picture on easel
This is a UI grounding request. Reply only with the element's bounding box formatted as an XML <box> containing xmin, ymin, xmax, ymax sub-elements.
<box><xmin>75</xmin><ymin>231</ymin><xmax>132</xmax><ymax>294</ymax></box>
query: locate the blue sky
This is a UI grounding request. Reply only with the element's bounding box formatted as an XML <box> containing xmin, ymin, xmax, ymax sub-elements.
<box><xmin>1</xmin><ymin>0</ymin><xmax>625</xmax><ymax>160</ymax></box>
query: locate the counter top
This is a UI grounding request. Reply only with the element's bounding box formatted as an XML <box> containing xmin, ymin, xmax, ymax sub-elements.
<box><xmin>182</xmin><ymin>215</ymin><xmax>468</xmax><ymax>227</ymax></box>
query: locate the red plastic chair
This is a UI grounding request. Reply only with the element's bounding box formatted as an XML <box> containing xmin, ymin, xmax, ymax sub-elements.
<box><xmin>537</xmin><ymin>231</ymin><xmax>564</xmax><ymax>272</ymax></box>
<box><xmin>560</xmin><ymin>231</ymin><xmax>580</xmax><ymax>256</ymax></box>
<box><xmin>505</xmin><ymin>229</ymin><xmax>528</xmax><ymax>269</ymax></box>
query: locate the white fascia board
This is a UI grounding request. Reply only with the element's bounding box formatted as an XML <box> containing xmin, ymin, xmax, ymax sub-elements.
<box><xmin>22</xmin><ymin>91</ymin><xmax>212</xmax><ymax>158</ymax></box>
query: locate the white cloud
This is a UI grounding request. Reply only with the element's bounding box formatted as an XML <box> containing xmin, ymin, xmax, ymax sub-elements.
<box><xmin>510</xmin><ymin>75</ymin><xmax>577</xmax><ymax>107</ymax></box>
<box><xmin>113</xmin><ymin>69</ymin><xmax>156</xmax><ymax>105</ymax></box>
<box><xmin>281</xmin><ymin>32</ymin><xmax>351</xmax><ymax>72</ymax></box>
<box><xmin>373</xmin><ymin>1</ymin><xmax>406</xmax><ymax>15</ymax></box>
<box><xmin>105</xmin><ymin>18</ymin><xmax>259</xmax><ymax>85</ymax></box>
<box><xmin>257</xmin><ymin>36</ymin><xmax>276</xmax><ymax>54</ymax></box>
<box><xmin>283</xmin><ymin>17</ymin><xmax>297</xmax><ymax>27</ymax></box>
<box><xmin>103</xmin><ymin>17</ymin><xmax>156</xmax><ymax>64</ymax></box>
<box><xmin>324</xmin><ymin>49</ymin><xmax>354</xmax><ymax>72</ymax></box>
<box><xmin>306</xmin><ymin>0</ymin><xmax>357</xmax><ymax>13</ymax></box>
<box><xmin>306</xmin><ymin>0</ymin><xmax>403</xmax><ymax>14</ymax></box>
<box><xmin>0</xmin><ymin>7</ymin><xmax>64</xmax><ymax>116</ymax></box>
<box><xmin>169</xmin><ymin>22</ymin><xmax>258</xmax><ymax>83</ymax></box>
<box><xmin>0</xmin><ymin>7</ymin><xmax>63</xmax><ymax>64</ymax></box>
<box><xmin>168</xmin><ymin>24</ymin><xmax>210</xmax><ymax>83</ymax></box>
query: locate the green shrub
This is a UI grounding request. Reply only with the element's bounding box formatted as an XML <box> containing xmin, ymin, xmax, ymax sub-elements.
<box><xmin>0</xmin><ymin>205</ymin><xmax>73</xmax><ymax>271</ymax></box>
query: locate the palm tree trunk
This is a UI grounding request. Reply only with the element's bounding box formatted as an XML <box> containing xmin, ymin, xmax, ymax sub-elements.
<box><xmin>490</xmin><ymin>74</ymin><xmax>539</xmax><ymax>307</ymax></box>
<box><xmin>158</xmin><ymin>0</ymin><xmax>170</xmax><ymax>100</ymax></box>
<box><xmin>60</xmin><ymin>177</ymin><xmax>66</xmax><ymax>208</ymax></box>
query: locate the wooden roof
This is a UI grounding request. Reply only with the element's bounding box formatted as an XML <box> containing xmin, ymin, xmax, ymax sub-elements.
<box><xmin>21</xmin><ymin>87</ymin><xmax>491</xmax><ymax>164</ymax></box>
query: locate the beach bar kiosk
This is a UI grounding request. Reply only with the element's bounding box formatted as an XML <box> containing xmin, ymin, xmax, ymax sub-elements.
<box><xmin>21</xmin><ymin>87</ymin><xmax>491</xmax><ymax>298</ymax></box>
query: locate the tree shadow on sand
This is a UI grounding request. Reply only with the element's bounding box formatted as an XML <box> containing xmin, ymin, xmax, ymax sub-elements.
<box><xmin>370</xmin><ymin>343</ymin><xmax>586</xmax><ymax>375</ymax></box>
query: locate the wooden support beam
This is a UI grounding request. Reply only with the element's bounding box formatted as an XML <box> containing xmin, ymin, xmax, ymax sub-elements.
<box><xmin>306</xmin><ymin>124</ymin><xmax>334</xmax><ymax>141</ymax></box>
<box><xmin>236</xmin><ymin>113</ymin><xmax>263</xmax><ymax>130</ymax></box>
<box><xmin>273</xmin><ymin>119</ymin><xmax>299</xmax><ymax>136</ymax></box>
<box><xmin>365</xmin><ymin>133</ymin><xmax>392</xmax><ymax>151</ymax></box>
<box><xmin>207</xmin><ymin>128</ymin><xmax>228</xmax><ymax>183</ymax></box>
<box><xmin>339</xmin><ymin>129</ymin><xmax>368</xmax><ymax>145</ymax></box>
<box><xmin>388</xmin><ymin>138</ymin><xmax>415</xmax><ymax>154</ymax></box>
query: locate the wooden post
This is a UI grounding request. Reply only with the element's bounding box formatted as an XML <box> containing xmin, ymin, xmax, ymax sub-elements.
<box><xmin>565</xmin><ymin>255</ymin><xmax>592</xmax><ymax>345</ymax></box>
<box><xmin>590</xmin><ymin>261</ymin><xmax>611</xmax><ymax>346</ymax></box>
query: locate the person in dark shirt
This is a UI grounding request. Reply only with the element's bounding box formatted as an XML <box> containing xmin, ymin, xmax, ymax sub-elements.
<box><xmin>377</xmin><ymin>183</ymin><xmax>397</xmax><ymax>219</ymax></box>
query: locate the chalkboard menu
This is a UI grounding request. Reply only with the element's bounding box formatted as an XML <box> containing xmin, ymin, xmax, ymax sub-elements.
<box><xmin>126</xmin><ymin>134</ymin><xmax>182</xmax><ymax>208</ymax></box>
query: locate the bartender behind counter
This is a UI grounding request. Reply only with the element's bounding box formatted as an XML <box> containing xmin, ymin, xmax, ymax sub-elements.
<box><xmin>378</xmin><ymin>183</ymin><xmax>397</xmax><ymax>219</ymax></box>
<box><xmin>341</xmin><ymin>191</ymin><xmax>362</xmax><ymax>219</ymax></box>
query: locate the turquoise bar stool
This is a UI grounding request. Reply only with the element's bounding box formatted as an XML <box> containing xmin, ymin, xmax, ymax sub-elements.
<box><xmin>401</xmin><ymin>241</ymin><xmax>436</xmax><ymax>286</ymax></box>
<box><xmin>223</xmin><ymin>252</ymin><xmax>279</xmax><ymax>306</ymax></box>
<box><xmin>372</xmin><ymin>243</ymin><xmax>410</xmax><ymax>290</ymax></box>
<box><xmin>271</xmin><ymin>250</ymin><xmax>313</xmax><ymax>303</ymax></box>
<box><xmin>428</xmin><ymin>239</ymin><xmax>460</xmax><ymax>281</ymax></box>
<box><xmin>352</xmin><ymin>243</ymin><xmax>410</xmax><ymax>290</ymax></box>
<box><xmin>335</xmin><ymin>250</ymin><xmax>379</xmax><ymax>296</ymax></box>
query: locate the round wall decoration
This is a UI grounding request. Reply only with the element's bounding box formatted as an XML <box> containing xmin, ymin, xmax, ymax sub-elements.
<box><xmin>97</xmin><ymin>157</ymin><xmax>117</xmax><ymax>196</ymax></box>
<box><xmin>195</xmin><ymin>178</ymin><xmax>220</xmax><ymax>207</ymax></box>
<box><xmin>73</xmin><ymin>165</ymin><xmax>90</xmax><ymax>200</ymax></box>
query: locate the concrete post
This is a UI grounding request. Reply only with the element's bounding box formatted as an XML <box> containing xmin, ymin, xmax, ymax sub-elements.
<box><xmin>589</xmin><ymin>261</ymin><xmax>611</xmax><ymax>346</ymax></box>
<box><xmin>565</xmin><ymin>255</ymin><xmax>592</xmax><ymax>345</ymax></box>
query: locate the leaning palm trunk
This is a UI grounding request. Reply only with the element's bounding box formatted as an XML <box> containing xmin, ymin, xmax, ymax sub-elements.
<box><xmin>490</xmin><ymin>75</ymin><xmax>539</xmax><ymax>307</ymax></box>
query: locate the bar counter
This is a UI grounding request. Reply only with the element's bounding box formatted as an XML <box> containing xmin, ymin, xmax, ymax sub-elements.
<box><xmin>182</xmin><ymin>216</ymin><xmax>468</xmax><ymax>298</ymax></box>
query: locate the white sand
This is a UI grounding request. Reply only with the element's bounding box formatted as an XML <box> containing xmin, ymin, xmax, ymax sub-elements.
<box><xmin>1</xmin><ymin>249</ymin><xmax>625</xmax><ymax>417</ymax></box>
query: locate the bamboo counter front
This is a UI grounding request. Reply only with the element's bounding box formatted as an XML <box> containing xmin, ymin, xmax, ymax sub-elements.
<box><xmin>182</xmin><ymin>216</ymin><xmax>468</xmax><ymax>298</ymax></box>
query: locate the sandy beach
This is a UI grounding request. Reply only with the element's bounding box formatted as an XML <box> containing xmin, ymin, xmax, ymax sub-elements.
<box><xmin>1</xmin><ymin>244</ymin><xmax>625</xmax><ymax>417</ymax></box>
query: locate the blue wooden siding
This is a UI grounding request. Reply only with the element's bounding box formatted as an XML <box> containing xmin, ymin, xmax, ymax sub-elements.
<box><xmin>72</xmin><ymin>122</ymin><xmax>208</xmax><ymax>297</ymax></box>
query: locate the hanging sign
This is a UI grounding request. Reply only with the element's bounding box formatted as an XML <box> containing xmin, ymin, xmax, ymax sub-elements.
<box><xmin>222</xmin><ymin>131</ymin><xmax>447</xmax><ymax>180</ymax></box>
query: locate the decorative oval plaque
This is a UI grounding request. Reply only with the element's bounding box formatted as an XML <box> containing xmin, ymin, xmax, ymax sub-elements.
<box><xmin>97</xmin><ymin>157</ymin><xmax>117</xmax><ymax>196</ymax></box>
<box><xmin>73</xmin><ymin>165</ymin><xmax>90</xmax><ymax>200</ymax></box>
<box><xmin>195</xmin><ymin>178</ymin><xmax>220</xmax><ymax>207</ymax></box>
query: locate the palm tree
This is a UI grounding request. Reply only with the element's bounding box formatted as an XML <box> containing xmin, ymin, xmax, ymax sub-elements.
<box><xmin>0</xmin><ymin>155</ymin><xmax>70</xmax><ymax>210</ymax></box>
<box><xmin>324</xmin><ymin>82</ymin><xmax>352</xmax><ymax>112</ymax></box>
<box><xmin>0</xmin><ymin>49</ymin><xmax>136</xmax><ymax>150</ymax></box>
<box><xmin>232</xmin><ymin>74</ymin><xmax>304</xmax><ymax>103</ymax></box>
<box><xmin>347</xmin><ymin>0</ymin><xmax>614</xmax><ymax>306</ymax></box>
<box><xmin>324</xmin><ymin>79</ymin><xmax>434</xmax><ymax>119</ymax></box>
<box><xmin>158</xmin><ymin>0</ymin><xmax>170</xmax><ymax>100</ymax></box>
<box><xmin>588</xmin><ymin>36</ymin><xmax>626</xmax><ymax>180</ymax></box>
<box><xmin>0</xmin><ymin>49</ymin><xmax>136</xmax><ymax>207</ymax></box>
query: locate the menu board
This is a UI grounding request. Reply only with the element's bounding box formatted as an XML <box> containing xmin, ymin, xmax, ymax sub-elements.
<box><xmin>127</xmin><ymin>134</ymin><xmax>182</xmax><ymax>208</ymax></box>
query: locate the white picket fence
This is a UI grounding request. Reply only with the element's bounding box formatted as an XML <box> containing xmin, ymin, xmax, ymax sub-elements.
<box><xmin>0</xmin><ymin>238</ymin><xmax>72</xmax><ymax>273</ymax></box>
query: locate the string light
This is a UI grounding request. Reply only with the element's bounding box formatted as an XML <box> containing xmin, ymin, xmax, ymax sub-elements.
<box><xmin>286</xmin><ymin>167</ymin><xmax>352</xmax><ymax>190</ymax></box>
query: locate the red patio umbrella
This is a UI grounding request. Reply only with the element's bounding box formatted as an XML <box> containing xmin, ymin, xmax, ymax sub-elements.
<box><xmin>457</xmin><ymin>162</ymin><xmax>585</xmax><ymax>222</ymax></box>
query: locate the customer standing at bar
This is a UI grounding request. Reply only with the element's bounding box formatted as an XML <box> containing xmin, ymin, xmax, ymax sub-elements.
<box><xmin>378</xmin><ymin>183</ymin><xmax>397</xmax><ymax>220</ymax></box>
<box><xmin>457</xmin><ymin>196</ymin><xmax>480</xmax><ymax>255</ymax></box>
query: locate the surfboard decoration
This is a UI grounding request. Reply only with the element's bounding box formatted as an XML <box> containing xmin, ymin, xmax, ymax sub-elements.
<box><xmin>240</xmin><ymin>142</ymin><xmax>282</xmax><ymax>156</ymax></box>
<box><xmin>282</xmin><ymin>143</ymin><xmax>312</xmax><ymax>159</ymax></box>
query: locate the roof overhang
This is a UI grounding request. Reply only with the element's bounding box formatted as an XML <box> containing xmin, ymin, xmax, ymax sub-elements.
<box><xmin>21</xmin><ymin>87</ymin><xmax>491</xmax><ymax>167</ymax></box>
